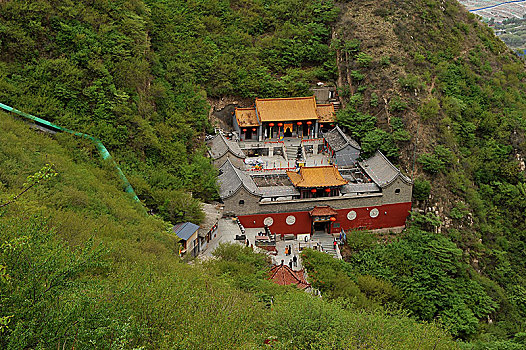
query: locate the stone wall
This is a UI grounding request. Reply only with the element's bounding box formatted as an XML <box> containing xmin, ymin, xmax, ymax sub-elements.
<box><xmin>381</xmin><ymin>176</ymin><xmax>412</xmax><ymax>205</ymax></box>
<box><xmin>223</xmin><ymin>186</ymin><xmax>261</xmax><ymax>216</ymax></box>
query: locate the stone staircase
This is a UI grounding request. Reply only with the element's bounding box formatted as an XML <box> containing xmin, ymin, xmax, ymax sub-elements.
<box><xmin>285</xmin><ymin>145</ymin><xmax>300</xmax><ymax>161</ymax></box>
<box><xmin>311</xmin><ymin>231</ymin><xmax>339</xmax><ymax>258</ymax></box>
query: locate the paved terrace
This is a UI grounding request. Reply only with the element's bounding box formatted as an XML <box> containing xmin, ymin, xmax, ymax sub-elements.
<box><xmin>240</xmin><ymin>138</ymin><xmax>334</xmax><ymax>172</ymax></box>
<box><xmin>199</xmin><ymin>218</ymin><xmax>343</xmax><ymax>268</ymax></box>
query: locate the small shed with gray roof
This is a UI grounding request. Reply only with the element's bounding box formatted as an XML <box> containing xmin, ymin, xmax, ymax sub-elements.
<box><xmin>207</xmin><ymin>133</ymin><xmax>246</xmax><ymax>169</ymax></box>
<box><xmin>323</xmin><ymin>126</ymin><xmax>361</xmax><ymax>167</ymax></box>
<box><xmin>172</xmin><ymin>222</ymin><xmax>200</xmax><ymax>257</ymax></box>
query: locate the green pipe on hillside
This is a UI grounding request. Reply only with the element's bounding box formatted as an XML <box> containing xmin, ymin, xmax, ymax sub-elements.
<box><xmin>0</xmin><ymin>102</ymin><xmax>140</xmax><ymax>203</ymax></box>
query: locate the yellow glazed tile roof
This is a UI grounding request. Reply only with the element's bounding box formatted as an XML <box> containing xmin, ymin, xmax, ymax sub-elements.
<box><xmin>316</xmin><ymin>104</ymin><xmax>335</xmax><ymax>123</ymax></box>
<box><xmin>255</xmin><ymin>96</ymin><xmax>318</xmax><ymax>122</ymax></box>
<box><xmin>235</xmin><ymin>107</ymin><xmax>259</xmax><ymax>127</ymax></box>
<box><xmin>286</xmin><ymin>166</ymin><xmax>348</xmax><ymax>188</ymax></box>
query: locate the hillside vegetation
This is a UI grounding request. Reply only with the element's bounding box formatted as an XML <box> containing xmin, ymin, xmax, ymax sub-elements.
<box><xmin>1</xmin><ymin>0</ymin><xmax>526</xmax><ymax>348</ymax></box>
<box><xmin>0</xmin><ymin>112</ymin><xmax>460</xmax><ymax>348</ymax></box>
<box><xmin>330</xmin><ymin>0</ymin><xmax>526</xmax><ymax>346</ymax></box>
<box><xmin>0</xmin><ymin>0</ymin><xmax>339</xmax><ymax>224</ymax></box>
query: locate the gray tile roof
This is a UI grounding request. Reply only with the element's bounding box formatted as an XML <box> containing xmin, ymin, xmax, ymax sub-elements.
<box><xmin>259</xmin><ymin>186</ymin><xmax>300</xmax><ymax>198</ymax></box>
<box><xmin>218</xmin><ymin>159</ymin><xmax>260</xmax><ymax>199</ymax></box>
<box><xmin>323</xmin><ymin>126</ymin><xmax>361</xmax><ymax>151</ymax></box>
<box><xmin>359</xmin><ymin>151</ymin><xmax>411</xmax><ymax>188</ymax></box>
<box><xmin>207</xmin><ymin>133</ymin><xmax>246</xmax><ymax>160</ymax></box>
<box><xmin>341</xmin><ymin>182</ymin><xmax>381</xmax><ymax>194</ymax></box>
<box><xmin>172</xmin><ymin>222</ymin><xmax>200</xmax><ymax>241</ymax></box>
<box><xmin>198</xmin><ymin>203</ymin><xmax>222</xmax><ymax>238</ymax></box>
<box><xmin>334</xmin><ymin>146</ymin><xmax>360</xmax><ymax>167</ymax></box>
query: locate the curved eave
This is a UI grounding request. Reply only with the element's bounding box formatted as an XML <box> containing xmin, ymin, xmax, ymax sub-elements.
<box><xmin>209</xmin><ymin>147</ymin><xmax>246</xmax><ymax>161</ymax></box>
<box><xmin>378</xmin><ymin>172</ymin><xmax>413</xmax><ymax>188</ymax></box>
<box><xmin>220</xmin><ymin>183</ymin><xmax>261</xmax><ymax>200</ymax></box>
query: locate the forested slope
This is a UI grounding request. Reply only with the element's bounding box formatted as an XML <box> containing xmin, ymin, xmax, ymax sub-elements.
<box><xmin>326</xmin><ymin>0</ymin><xmax>526</xmax><ymax>346</ymax></box>
<box><xmin>0</xmin><ymin>111</ymin><xmax>458</xmax><ymax>348</ymax></box>
<box><xmin>0</xmin><ymin>0</ymin><xmax>339</xmax><ymax>223</ymax></box>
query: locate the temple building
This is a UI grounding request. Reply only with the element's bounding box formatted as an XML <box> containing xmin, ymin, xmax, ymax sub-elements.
<box><xmin>286</xmin><ymin>165</ymin><xmax>348</xmax><ymax>198</ymax></box>
<box><xmin>216</xmin><ymin>151</ymin><xmax>412</xmax><ymax>236</ymax></box>
<box><xmin>233</xmin><ymin>96</ymin><xmax>336</xmax><ymax>141</ymax></box>
<box><xmin>211</xmin><ymin>95</ymin><xmax>413</xmax><ymax>237</ymax></box>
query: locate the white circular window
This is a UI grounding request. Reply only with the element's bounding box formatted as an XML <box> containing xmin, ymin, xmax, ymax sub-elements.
<box><xmin>347</xmin><ymin>210</ymin><xmax>357</xmax><ymax>221</ymax></box>
<box><xmin>263</xmin><ymin>217</ymin><xmax>274</xmax><ymax>226</ymax></box>
<box><xmin>286</xmin><ymin>215</ymin><xmax>296</xmax><ymax>225</ymax></box>
<box><xmin>370</xmin><ymin>208</ymin><xmax>379</xmax><ymax>218</ymax></box>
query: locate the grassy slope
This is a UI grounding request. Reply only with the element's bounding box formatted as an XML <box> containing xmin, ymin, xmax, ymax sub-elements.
<box><xmin>0</xmin><ymin>111</ymin><xmax>459</xmax><ymax>349</ymax></box>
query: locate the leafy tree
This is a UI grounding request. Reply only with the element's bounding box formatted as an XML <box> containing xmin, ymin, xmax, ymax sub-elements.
<box><xmin>418</xmin><ymin>153</ymin><xmax>446</xmax><ymax>174</ymax></box>
<box><xmin>347</xmin><ymin>229</ymin><xmax>497</xmax><ymax>338</ymax></box>
<box><xmin>355</xmin><ymin>52</ymin><xmax>373</xmax><ymax>67</ymax></box>
<box><xmin>336</xmin><ymin>106</ymin><xmax>376</xmax><ymax>140</ymax></box>
<box><xmin>389</xmin><ymin>96</ymin><xmax>407</xmax><ymax>112</ymax></box>
<box><xmin>361</xmin><ymin>128</ymin><xmax>399</xmax><ymax>158</ymax></box>
<box><xmin>413</xmin><ymin>177</ymin><xmax>431</xmax><ymax>201</ymax></box>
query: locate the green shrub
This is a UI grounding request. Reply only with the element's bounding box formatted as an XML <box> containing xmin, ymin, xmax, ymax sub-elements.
<box><xmin>346</xmin><ymin>229</ymin><xmax>377</xmax><ymax>252</ymax></box>
<box><xmin>356</xmin><ymin>275</ymin><xmax>401</xmax><ymax>304</ymax></box>
<box><xmin>389</xmin><ymin>96</ymin><xmax>407</xmax><ymax>112</ymax></box>
<box><xmin>435</xmin><ymin>145</ymin><xmax>455</xmax><ymax>165</ymax></box>
<box><xmin>418</xmin><ymin>98</ymin><xmax>440</xmax><ymax>120</ymax></box>
<box><xmin>413</xmin><ymin>177</ymin><xmax>431</xmax><ymax>201</ymax></box>
<box><xmin>380</xmin><ymin>56</ymin><xmax>391</xmax><ymax>66</ymax></box>
<box><xmin>413</xmin><ymin>52</ymin><xmax>426</xmax><ymax>64</ymax></box>
<box><xmin>370</xmin><ymin>92</ymin><xmax>379</xmax><ymax>106</ymax></box>
<box><xmin>418</xmin><ymin>153</ymin><xmax>446</xmax><ymax>174</ymax></box>
<box><xmin>336</xmin><ymin>107</ymin><xmax>376</xmax><ymax>140</ymax></box>
<box><xmin>343</xmin><ymin>39</ymin><xmax>361</xmax><ymax>54</ymax></box>
<box><xmin>350</xmin><ymin>70</ymin><xmax>365</xmax><ymax>81</ymax></box>
<box><xmin>355</xmin><ymin>52</ymin><xmax>373</xmax><ymax>67</ymax></box>
<box><xmin>399</xmin><ymin>74</ymin><xmax>424</xmax><ymax>91</ymax></box>
<box><xmin>449</xmin><ymin>202</ymin><xmax>469</xmax><ymax>221</ymax></box>
<box><xmin>361</xmin><ymin>128</ymin><xmax>399</xmax><ymax>158</ymax></box>
<box><xmin>410</xmin><ymin>211</ymin><xmax>442</xmax><ymax>230</ymax></box>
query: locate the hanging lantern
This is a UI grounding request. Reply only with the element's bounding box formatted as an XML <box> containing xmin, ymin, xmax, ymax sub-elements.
<box><xmin>306</xmin><ymin>121</ymin><xmax>312</xmax><ymax>125</ymax></box>
<box><xmin>310</xmin><ymin>189</ymin><xmax>317</xmax><ymax>193</ymax></box>
<box><xmin>297</xmin><ymin>122</ymin><xmax>303</xmax><ymax>126</ymax></box>
<box><xmin>278</xmin><ymin>123</ymin><xmax>283</xmax><ymax>127</ymax></box>
<box><xmin>252</xmin><ymin>128</ymin><xmax>256</xmax><ymax>132</ymax></box>
<box><xmin>325</xmin><ymin>188</ymin><xmax>331</xmax><ymax>193</ymax></box>
<box><xmin>330</xmin><ymin>217</ymin><xmax>336</xmax><ymax>222</ymax></box>
<box><xmin>242</xmin><ymin>129</ymin><xmax>247</xmax><ymax>132</ymax></box>
<box><xmin>269</xmin><ymin>123</ymin><xmax>275</xmax><ymax>127</ymax></box>
<box><xmin>320</xmin><ymin>124</ymin><xmax>324</xmax><ymax>128</ymax></box>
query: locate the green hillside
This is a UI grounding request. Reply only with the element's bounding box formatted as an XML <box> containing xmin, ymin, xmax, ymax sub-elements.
<box><xmin>329</xmin><ymin>0</ymin><xmax>526</xmax><ymax>346</ymax></box>
<box><xmin>0</xmin><ymin>0</ymin><xmax>339</xmax><ymax>224</ymax></box>
<box><xmin>1</xmin><ymin>0</ymin><xmax>526</xmax><ymax>348</ymax></box>
<box><xmin>0</xmin><ymin>111</ymin><xmax>458</xmax><ymax>348</ymax></box>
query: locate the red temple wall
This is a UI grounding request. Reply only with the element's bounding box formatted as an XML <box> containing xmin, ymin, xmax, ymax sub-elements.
<box><xmin>237</xmin><ymin>202</ymin><xmax>412</xmax><ymax>234</ymax></box>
